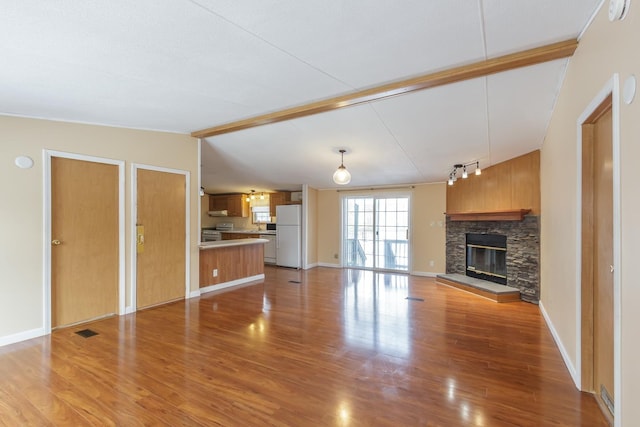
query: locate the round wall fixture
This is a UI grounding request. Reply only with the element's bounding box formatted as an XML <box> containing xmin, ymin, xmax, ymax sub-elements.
<box><xmin>14</xmin><ymin>156</ymin><xmax>34</xmax><ymax>169</ymax></box>
<box><xmin>609</xmin><ymin>0</ymin><xmax>630</xmax><ymax>21</ymax></box>
<box><xmin>623</xmin><ymin>75</ymin><xmax>637</xmax><ymax>104</ymax></box>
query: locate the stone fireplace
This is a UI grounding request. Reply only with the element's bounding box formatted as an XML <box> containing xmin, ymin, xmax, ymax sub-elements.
<box><xmin>446</xmin><ymin>215</ymin><xmax>540</xmax><ymax>303</ymax></box>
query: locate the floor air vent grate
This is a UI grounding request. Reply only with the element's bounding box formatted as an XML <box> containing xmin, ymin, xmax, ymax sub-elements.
<box><xmin>75</xmin><ymin>329</ymin><xmax>98</xmax><ymax>338</ymax></box>
<box><xmin>288</xmin><ymin>280</ymin><xmax>301</xmax><ymax>284</ymax></box>
<box><xmin>405</xmin><ymin>297</ymin><xmax>424</xmax><ymax>302</ymax></box>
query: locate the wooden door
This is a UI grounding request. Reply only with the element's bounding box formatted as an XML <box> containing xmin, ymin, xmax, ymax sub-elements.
<box><xmin>136</xmin><ymin>169</ymin><xmax>186</xmax><ymax>309</ymax></box>
<box><xmin>51</xmin><ymin>157</ymin><xmax>119</xmax><ymax>328</ymax></box>
<box><xmin>593</xmin><ymin>107</ymin><xmax>614</xmax><ymax>416</ymax></box>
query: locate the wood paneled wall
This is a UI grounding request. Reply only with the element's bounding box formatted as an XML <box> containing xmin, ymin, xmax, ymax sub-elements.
<box><xmin>446</xmin><ymin>150</ymin><xmax>540</xmax><ymax>215</ymax></box>
<box><xmin>199</xmin><ymin>244</ymin><xmax>264</xmax><ymax>287</ymax></box>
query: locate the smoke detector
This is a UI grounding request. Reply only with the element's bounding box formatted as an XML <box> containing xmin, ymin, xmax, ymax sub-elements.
<box><xmin>609</xmin><ymin>0</ymin><xmax>630</xmax><ymax>21</ymax></box>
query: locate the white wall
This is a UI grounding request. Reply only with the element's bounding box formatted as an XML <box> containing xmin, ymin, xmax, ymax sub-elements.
<box><xmin>540</xmin><ymin>4</ymin><xmax>640</xmax><ymax>425</ymax></box>
<box><xmin>0</xmin><ymin>115</ymin><xmax>198</xmax><ymax>343</ymax></box>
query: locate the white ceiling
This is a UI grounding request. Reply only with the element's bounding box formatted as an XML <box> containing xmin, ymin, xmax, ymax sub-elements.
<box><xmin>1</xmin><ymin>1</ymin><xmax>602</xmax><ymax>193</ymax></box>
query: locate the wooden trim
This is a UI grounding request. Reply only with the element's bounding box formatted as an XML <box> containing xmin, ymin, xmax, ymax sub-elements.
<box><xmin>446</xmin><ymin>209</ymin><xmax>531</xmax><ymax>221</ymax></box>
<box><xmin>585</xmin><ymin>94</ymin><xmax>613</xmax><ymax>124</ymax></box>
<box><xmin>191</xmin><ymin>39</ymin><xmax>578</xmax><ymax>138</ymax></box>
<box><xmin>581</xmin><ymin>122</ymin><xmax>595</xmax><ymax>391</ymax></box>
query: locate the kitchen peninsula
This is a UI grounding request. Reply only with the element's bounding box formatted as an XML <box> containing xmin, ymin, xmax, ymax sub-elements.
<box><xmin>199</xmin><ymin>238</ymin><xmax>267</xmax><ymax>294</ymax></box>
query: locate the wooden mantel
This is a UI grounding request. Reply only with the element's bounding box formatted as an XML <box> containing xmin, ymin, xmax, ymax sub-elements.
<box><xmin>446</xmin><ymin>209</ymin><xmax>531</xmax><ymax>222</ymax></box>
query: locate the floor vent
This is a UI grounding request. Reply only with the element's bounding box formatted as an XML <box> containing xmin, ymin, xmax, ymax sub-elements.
<box><xmin>405</xmin><ymin>297</ymin><xmax>424</xmax><ymax>302</ymax></box>
<box><xmin>75</xmin><ymin>329</ymin><xmax>98</xmax><ymax>338</ymax></box>
<box><xmin>288</xmin><ymin>280</ymin><xmax>301</xmax><ymax>284</ymax></box>
<box><xmin>601</xmin><ymin>384</ymin><xmax>614</xmax><ymax>415</ymax></box>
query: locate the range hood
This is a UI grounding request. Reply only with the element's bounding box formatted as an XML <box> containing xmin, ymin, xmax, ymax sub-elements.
<box><xmin>207</xmin><ymin>210</ymin><xmax>228</xmax><ymax>217</ymax></box>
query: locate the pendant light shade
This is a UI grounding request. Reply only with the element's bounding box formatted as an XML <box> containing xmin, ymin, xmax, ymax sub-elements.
<box><xmin>333</xmin><ymin>149</ymin><xmax>351</xmax><ymax>185</ymax></box>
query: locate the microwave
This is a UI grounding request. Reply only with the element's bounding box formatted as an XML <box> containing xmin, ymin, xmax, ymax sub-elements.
<box><xmin>266</xmin><ymin>223</ymin><xmax>276</xmax><ymax>231</ymax></box>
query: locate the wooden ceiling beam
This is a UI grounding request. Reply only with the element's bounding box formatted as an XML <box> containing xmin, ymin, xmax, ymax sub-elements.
<box><xmin>191</xmin><ymin>38</ymin><xmax>578</xmax><ymax>139</ymax></box>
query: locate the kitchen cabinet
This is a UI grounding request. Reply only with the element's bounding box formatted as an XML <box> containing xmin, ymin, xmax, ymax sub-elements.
<box><xmin>209</xmin><ymin>194</ymin><xmax>249</xmax><ymax>217</ymax></box>
<box><xmin>199</xmin><ymin>241</ymin><xmax>264</xmax><ymax>288</ymax></box>
<box><xmin>221</xmin><ymin>232</ymin><xmax>260</xmax><ymax>240</ymax></box>
<box><xmin>227</xmin><ymin>194</ymin><xmax>249</xmax><ymax>217</ymax></box>
<box><xmin>269</xmin><ymin>191</ymin><xmax>291</xmax><ymax>217</ymax></box>
<box><xmin>262</xmin><ymin>234</ymin><xmax>276</xmax><ymax>264</ymax></box>
<box><xmin>209</xmin><ymin>195</ymin><xmax>227</xmax><ymax>211</ymax></box>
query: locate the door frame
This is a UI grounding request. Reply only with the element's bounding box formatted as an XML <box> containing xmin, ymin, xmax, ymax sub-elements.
<box><xmin>130</xmin><ymin>163</ymin><xmax>190</xmax><ymax>313</ymax></box>
<box><xmin>339</xmin><ymin>190</ymin><xmax>413</xmax><ymax>273</ymax></box>
<box><xmin>43</xmin><ymin>150</ymin><xmax>125</xmax><ymax>333</ymax></box>
<box><xmin>575</xmin><ymin>75</ymin><xmax>621</xmax><ymax>426</ymax></box>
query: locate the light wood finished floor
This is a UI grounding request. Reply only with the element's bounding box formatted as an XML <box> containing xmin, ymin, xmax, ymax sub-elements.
<box><xmin>0</xmin><ymin>267</ymin><xmax>607</xmax><ymax>426</ymax></box>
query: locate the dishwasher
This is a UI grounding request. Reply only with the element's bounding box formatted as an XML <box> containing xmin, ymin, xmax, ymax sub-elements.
<box><xmin>260</xmin><ymin>234</ymin><xmax>276</xmax><ymax>264</ymax></box>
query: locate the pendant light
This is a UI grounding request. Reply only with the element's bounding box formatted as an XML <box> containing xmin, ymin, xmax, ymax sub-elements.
<box><xmin>333</xmin><ymin>149</ymin><xmax>351</xmax><ymax>185</ymax></box>
<box><xmin>246</xmin><ymin>190</ymin><xmax>257</xmax><ymax>202</ymax></box>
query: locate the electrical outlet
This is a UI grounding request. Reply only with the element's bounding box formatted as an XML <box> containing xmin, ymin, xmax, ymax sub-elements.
<box><xmin>213</xmin><ymin>268</ymin><xmax>218</xmax><ymax>277</ymax></box>
<box><xmin>429</xmin><ymin>260</ymin><xmax>434</xmax><ymax>267</ymax></box>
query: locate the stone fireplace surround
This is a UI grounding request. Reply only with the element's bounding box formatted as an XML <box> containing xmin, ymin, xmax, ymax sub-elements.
<box><xmin>445</xmin><ymin>215</ymin><xmax>540</xmax><ymax>303</ymax></box>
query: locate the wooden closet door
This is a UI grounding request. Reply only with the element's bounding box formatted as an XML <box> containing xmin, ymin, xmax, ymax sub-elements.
<box><xmin>136</xmin><ymin>169</ymin><xmax>186</xmax><ymax>309</ymax></box>
<box><xmin>51</xmin><ymin>157</ymin><xmax>118</xmax><ymax>327</ymax></box>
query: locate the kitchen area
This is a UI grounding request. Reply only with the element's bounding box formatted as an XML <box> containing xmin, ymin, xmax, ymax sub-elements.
<box><xmin>199</xmin><ymin>190</ymin><xmax>303</xmax><ymax>292</ymax></box>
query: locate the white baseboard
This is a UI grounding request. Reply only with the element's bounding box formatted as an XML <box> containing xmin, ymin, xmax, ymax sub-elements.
<box><xmin>0</xmin><ymin>327</ymin><xmax>46</xmax><ymax>347</ymax></box>
<box><xmin>189</xmin><ymin>290</ymin><xmax>202</xmax><ymax>299</ymax></box>
<box><xmin>317</xmin><ymin>262</ymin><xmax>341</xmax><ymax>268</ymax></box>
<box><xmin>411</xmin><ymin>271</ymin><xmax>440</xmax><ymax>277</ymax></box>
<box><xmin>539</xmin><ymin>301</ymin><xmax>579</xmax><ymax>388</ymax></box>
<box><xmin>303</xmin><ymin>262</ymin><xmax>319</xmax><ymax>270</ymax></box>
<box><xmin>199</xmin><ymin>274</ymin><xmax>264</xmax><ymax>295</ymax></box>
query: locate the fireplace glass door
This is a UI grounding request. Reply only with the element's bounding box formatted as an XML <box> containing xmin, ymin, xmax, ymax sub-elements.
<box><xmin>466</xmin><ymin>233</ymin><xmax>507</xmax><ymax>284</ymax></box>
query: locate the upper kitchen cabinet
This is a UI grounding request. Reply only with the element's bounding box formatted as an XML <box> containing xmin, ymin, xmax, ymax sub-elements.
<box><xmin>209</xmin><ymin>194</ymin><xmax>227</xmax><ymax>211</ymax></box>
<box><xmin>227</xmin><ymin>194</ymin><xmax>249</xmax><ymax>217</ymax></box>
<box><xmin>209</xmin><ymin>194</ymin><xmax>249</xmax><ymax>217</ymax></box>
<box><xmin>269</xmin><ymin>191</ymin><xmax>290</xmax><ymax>217</ymax></box>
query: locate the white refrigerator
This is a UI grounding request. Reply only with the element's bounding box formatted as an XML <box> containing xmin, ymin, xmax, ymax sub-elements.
<box><xmin>276</xmin><ymin>205</ymin><xmax>301</xmax><ymax>268</ymax></box>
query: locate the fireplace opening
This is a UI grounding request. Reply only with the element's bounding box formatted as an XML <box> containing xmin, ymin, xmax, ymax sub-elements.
<box><xmin>466</xmin><ymin>233</ymin><xmax>507</xmax><ymax>285</ymax></box>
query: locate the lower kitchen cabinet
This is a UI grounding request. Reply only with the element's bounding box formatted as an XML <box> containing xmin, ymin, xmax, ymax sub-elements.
<box><xmin>221</xmin><ymin>233</ymin><xmax>260</xmax><ymax>240</ymax></box>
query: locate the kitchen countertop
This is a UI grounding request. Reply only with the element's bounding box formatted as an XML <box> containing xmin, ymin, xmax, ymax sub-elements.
<box><xmin>199</xmin><ymin>238</ymin><xmax>268</xmax><ymax>250</ymax></box>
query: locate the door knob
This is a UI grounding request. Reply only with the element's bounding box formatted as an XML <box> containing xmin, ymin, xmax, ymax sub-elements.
<box><xmin>610</xmin><ymin>265</ymin><xmax>614</xmax><ymax>273</ymax></box>
<box><xmin>51</xmin><ymin>239</ymin><xmax>61</xmax><ymax>246</ymax></box>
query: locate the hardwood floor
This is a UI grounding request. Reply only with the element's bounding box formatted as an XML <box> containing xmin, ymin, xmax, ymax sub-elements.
<box><xmin>0</xmin><ymin>266</ymin><xmax>607</xmax><ymax>426</ymax></box>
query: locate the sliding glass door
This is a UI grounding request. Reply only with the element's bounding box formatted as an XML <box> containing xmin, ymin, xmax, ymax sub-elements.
<box><xmin>343</xmin><ymin>195</ymin><xmax>410</xmax><ymax>272</ymax></box>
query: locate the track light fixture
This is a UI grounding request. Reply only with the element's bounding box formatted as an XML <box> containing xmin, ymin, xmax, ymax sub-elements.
<box><xmin>448</xmin><ymin>161</ymin><xmax>481</xmax><ymax>186</ymax></box>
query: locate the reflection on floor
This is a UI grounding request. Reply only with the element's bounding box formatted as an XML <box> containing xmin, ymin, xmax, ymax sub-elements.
<box><xmin>343</xmin><ymin>269</ymin><xmax>410</xmax><ymax>356</ymax></box>
<box><xmin>0</xmin><ymin>266</ymin><xmax>608</xmax><ymax>426</ymax></box>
